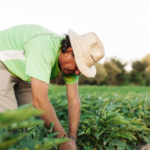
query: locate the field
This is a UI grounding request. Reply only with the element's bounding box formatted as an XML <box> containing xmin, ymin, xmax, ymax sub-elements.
<box><xmin>1</xmin><ymin>85</ymin><xmax>150</xmax><ymax>150</ymax></box>
<box><xmin>50</xmin><ymin>85</ymin><xmax>150</xmax><ymax>150</ymax></box>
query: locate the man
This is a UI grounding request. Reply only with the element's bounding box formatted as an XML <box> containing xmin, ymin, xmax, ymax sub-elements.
<box><xmin>0</xmin><ymin>24</ymin><xmax>105</xmax><ymax>150</ymax></box>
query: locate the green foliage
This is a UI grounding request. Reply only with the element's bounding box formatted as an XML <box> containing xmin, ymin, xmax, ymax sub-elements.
<box><xmin>130</xmin><ymin>60</ymin><xmax>148</xmax><ymax>85</ymax></box>
<box><xmin>111</xmin><ymin>58</ymin><xmax>129</xmax><ymax>85</ymax></box>
<box><xmin>0</xmin><ymin>104</ymin><xmax>69</xmax><ymax>150</ymax></box>
<box><xmin>132</xmin><ymin>61</ymin><xmax>148</xmax><ymax>73</ymax></box>
<box><xmin>104</xmin><ymin>61</ymin><xmax>122</xmax><ymax>85</ymax></box>
<box><xmin>142</xmin><ymin>54</ymin><xmax>150</xmax><ymax>72</ymax></box>
<box><xmin>0</xmin><ymin>134</ymin><xmax>26</xmax><ymax>150</ymax></box>
<box><xmin>49</xmin><ymin>85</ymin><xmax>150</xmax><ymax>150</ymax></box>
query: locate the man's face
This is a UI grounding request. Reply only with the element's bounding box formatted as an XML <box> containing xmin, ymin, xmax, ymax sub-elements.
<box><xmin>60</xmin><ymin>48</ymin><xmax>81</xmax><ymax>76</ymax></box>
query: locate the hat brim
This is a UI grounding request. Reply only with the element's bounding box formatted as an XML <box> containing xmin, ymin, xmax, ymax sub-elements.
<box><xmin>68</xmin><ymin>29</ymin><xmax>96</xmax><ymax>77</ymax></box>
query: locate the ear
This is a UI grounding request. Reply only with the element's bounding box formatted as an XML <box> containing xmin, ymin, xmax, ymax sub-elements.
<box><xmin>65</xmin><ymin>47</ymin><xmax>73</xmax><ymax>56</ymax></box>
<box><xmin>66</xmin><ymin>47</ymin><xmax>73</xmax><ymax>52</ymax></box>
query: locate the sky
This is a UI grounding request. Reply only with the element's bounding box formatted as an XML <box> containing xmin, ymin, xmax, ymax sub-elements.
<box><xmin>0</xmin><ymin>0</ymin><xmax>150</xmax><ymax>71</ymax></box>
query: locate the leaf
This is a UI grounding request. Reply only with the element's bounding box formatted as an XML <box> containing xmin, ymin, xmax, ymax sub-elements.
<box><xmin>106</xmin><ymin>103</ymin><xmax>116</xmax><ymax>112</ymax></box>
<box><xmin>111</xmin><ymin>131</ymin><xmax>137</xmax><ymax>141</ymax></box>
<box><xmin>0</xmin><ymin>106</ymin><xmax>43</xmax><ymax>127</ymax></box>
<box><xmin>19</xmin><ymin>138</ymin><xmax>41</xmax><ymax>150</ymax></box>
<box><xmin>95</xmin><ymin>133</ymin><xmax>99</xmax><ymax>139</ymax></box>
<box><xmin>48</xmin><ymin>132</ymin><xmax>59</xmax><ymax>138</ymax></box>
<box><xmin>142</xmin><ymin>126</ymin><xmax>150</xmax><ymax>131</ymax></box>
<box><xmin>142</xmin><ymin>134</ymin><xmax>150</xmax><ymax>143</ymax></box>
<box><xmin>126</xmin><ymin>144</ymin><xmax>134</xmax><ymax>150</ymax></box>
<box><xmin>83</xmin><ymin>145</ymin><xmax>93</xmax><ymax>150</ymax></box>
<box><xmin>49</xmin><ymin>122</ymin><xmax>55</xmax><ymax>132</ymax></box>
<box><xmin>86</xmin><ymin>128</ymin><xmax>90</xmax><ymax>135</ymax></box>
<box><xmin>107</xmin><ymin>117</ymin><xmax>129</xmax><ymax>125</ymax></box>
<box><xmin>107</xmin><ymin>147</ymin><xmax>116</xmax><ymax>150</ymax></box>
<box><xmin>131</xmin><ymin>119</ymin><xmax>144</xmax><ymax>125</ymax></box>
<box><xmin>8</xmin><ymin>120</ymin><xmax>44</xmax><ymax>131</ymax></box>
<box><xmin>0</xmin><ymin>134</ymin><xmax>26</xmax><ymax>150</ymax></box>
<box><xmin>35</xmin><ymin>138</ymin><xmax>69</xmax><ymax>150</ymax></box>
<box><xmin>84</xmin><ymin>141</ymin><xmax>90</xmax><ymax>146</ymax></box>
<box><xmin>115</xmin><ymin>140</ymin><xmax>126</xmax><ymax>150</ymax></box>
<box><xmin>109</xmin><ymin>139</ymin><xmax>126</xmax><ymax>150</ymax></box>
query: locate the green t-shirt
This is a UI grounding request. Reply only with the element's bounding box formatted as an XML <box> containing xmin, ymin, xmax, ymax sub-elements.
<box><xmin>0</xmin><ymin>24</ymin><xmax>79</xmax><ymax>84</ymax></box>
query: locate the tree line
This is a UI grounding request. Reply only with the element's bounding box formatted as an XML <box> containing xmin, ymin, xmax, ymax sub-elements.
<box><xmin>51</xmin><ymin>54</ymin><xmax>150</xmax><ymax>86</ymax></box>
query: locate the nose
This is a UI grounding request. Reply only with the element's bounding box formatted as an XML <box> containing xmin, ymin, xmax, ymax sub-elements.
<box><xmin>75</xmin><ymin>69</ymin><xmax>81</xmax><ymax>76</ymax></box>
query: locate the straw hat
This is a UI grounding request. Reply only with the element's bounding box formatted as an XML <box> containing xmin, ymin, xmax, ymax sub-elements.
<box><xmin>68</xmin><ymin>29</ymin><xmax>105</xmax><ymax>77</ymax></box>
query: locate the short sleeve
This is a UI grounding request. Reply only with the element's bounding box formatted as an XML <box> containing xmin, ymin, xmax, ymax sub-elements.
<box><xmin>25</xmin><ymin>36</ymin><xmax>55</xmax><ymax>84</ymax></box>
<box><xmin>63</xmin><ymin>73</ymin><xmax>79</xmax><ymax>84</ymax></box>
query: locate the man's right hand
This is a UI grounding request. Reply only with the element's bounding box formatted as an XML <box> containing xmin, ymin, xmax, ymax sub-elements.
<box><xmin>30</xmin><ymin>78</ymin><xmax>77</xmax><ymax>149</ymax></box>
<box><xmin>58</xmin><ymin>141</ymin><xmax>76</xmax><ymax>150</ymax></box>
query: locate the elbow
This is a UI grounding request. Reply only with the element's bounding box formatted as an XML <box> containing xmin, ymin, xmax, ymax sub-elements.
<box><xmin>33</xmin><ymin>95</ymin><xmax>47</xmax><ymax>109</ymax></box>
<box><xmin>33</xmin><ymin>100</ymin><xmax>39</xmax><ymax>108</ymax></box>
<box><xmin>33</xmin><ymin>98</ymin><xmax>40</xmax><ymax>108</ymax></box>
<box><xmin>69</xmin><ymin>98</ymin><xmax>81</xmax><ymax>110</ymax></box>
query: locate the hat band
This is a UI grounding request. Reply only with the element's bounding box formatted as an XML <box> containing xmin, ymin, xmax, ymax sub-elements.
<box><xmin>90</xmin><ymin>55</ymin><xmax>96</xmax><ymax>63</ymax></box>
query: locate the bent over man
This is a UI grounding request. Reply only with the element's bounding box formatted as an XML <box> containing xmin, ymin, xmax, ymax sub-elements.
<box><xmin>0</xmin><ymin>24</ymin><xmax>105</xmax><ymax>150</ymax></box>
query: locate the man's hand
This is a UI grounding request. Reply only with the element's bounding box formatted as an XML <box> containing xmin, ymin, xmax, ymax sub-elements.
<box><xmin>58</xmin><ymin>140</ymin><xmax>77</xmax><ymax>150</ymax></box>
<box><xmin>70</xmin><ymin>139</ymin><xmax>77</xmax><ymax>150</ymax></box>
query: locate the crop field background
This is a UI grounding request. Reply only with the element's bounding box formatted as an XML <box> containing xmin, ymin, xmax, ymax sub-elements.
<box><xmin>1</xmin><ymin>85</ymin><xmax>150</xmax><ymax>150</ymax></box>
<box><xmin>50</xmin><ymin>85</ymin><xmax>150</xmax><ymax>150</ymax></box>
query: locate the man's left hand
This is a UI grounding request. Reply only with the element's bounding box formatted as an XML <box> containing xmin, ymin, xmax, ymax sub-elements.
<box><xmin>69</xmin><ymin>139</ymin><xmax>77</xmax><ymax>150</ymax></box>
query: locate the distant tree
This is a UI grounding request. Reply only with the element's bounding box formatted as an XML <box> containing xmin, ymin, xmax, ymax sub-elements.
<box><xmin>104</xmin><ymin>61</ymin><xmax>122</xmax><ymax>85</ymax></box>
<box><xmin>145</xmin><ymin>72</ymin><xmax>150</xmax><ymax>85</ymax></box>
<box><xmin>95</xmin><ymin>63</ymin><xmax>108</xmax><ymax>84</ymax></box>
<box><xmin>111</xmin><ymin>58</ymin><xmax>128</xmax><ymax>84</ymax></box>
<box><xmin>142</xmin><ymin>54</ymin><xmax>150</xmax><ymax>85</ymax></box>
<box><xmin>111</xmin><ymin>58</ymin><xmax>126</xmax><ymax>72</ymax></box>
<box><xmin>142</xmin><ymin>54</ymin><xmax>150</xmax><ymax>72</ymax></box>
<box><xmin>132</xmin><ymin>60</ymin><xmax>148</xmax><ymax>73</ymax></box>
<box><xmin>130</xmin><ymin>60</ymin><xmax>148</xmax><ymax>85</ymax></box>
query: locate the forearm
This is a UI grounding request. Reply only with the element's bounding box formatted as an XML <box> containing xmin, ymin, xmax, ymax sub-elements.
<box><xmin>33</xmin><ymin>97</ymin><xmax>65</xmax><ymax>137</ymax></box>
<box><xmin>68</xmin><ymin>99</ymin><xmax>80</xmax><ymax>138</ymax></box>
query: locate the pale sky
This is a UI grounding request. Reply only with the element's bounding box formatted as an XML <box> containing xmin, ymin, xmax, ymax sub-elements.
<box><xmin>0</xmin><ymin>0</ymin><xmax>150</xmax><ymax>70</ymax></box>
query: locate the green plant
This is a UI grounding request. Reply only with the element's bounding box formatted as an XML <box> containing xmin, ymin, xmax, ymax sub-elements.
<box><xmin>0</xmin><ymin>104</ymin><xmax>69</xmax><ymax>150</ymax></box>
<box><xmin>49</xmin><ymin>85</ymin><xmax>150</xmax><ymax>150</ymax></box>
